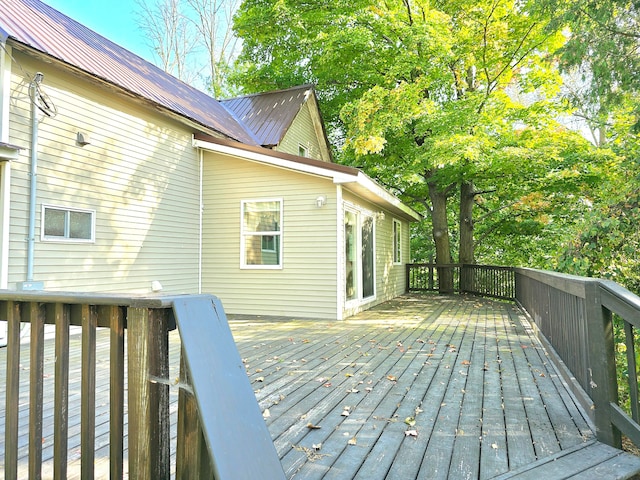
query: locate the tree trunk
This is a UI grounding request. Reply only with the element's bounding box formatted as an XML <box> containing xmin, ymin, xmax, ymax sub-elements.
<box><xmin>428</xmin><ymin>182</ymin><xmax>454</xmax><ymax>293</ymax></box>
<box><xmin>459</xmin><ymin>180</ymin><xmax>475</xmax><ymax>292</ymax></box>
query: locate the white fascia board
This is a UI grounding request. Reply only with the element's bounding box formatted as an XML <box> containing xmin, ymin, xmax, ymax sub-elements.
<box><xmin>336</xmin><ymin>172</ymin><xmax>422</xmax><ymax>222</ymax></box>
<box><xmin>193</xmin><ymin>138</ymin><xmax>356</xmax><ymax>183</ymax></box>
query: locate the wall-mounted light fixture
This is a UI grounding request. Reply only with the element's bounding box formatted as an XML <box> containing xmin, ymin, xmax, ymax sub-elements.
<box><xmin>316</xmin><ymin>195</ymin><xmax>327</xmax><ymax>208</ymax></box>
<box><xmin>76</xmin><ymin>132</ymin><xmax>90</xmax><ymax>146</ymax></box>
<box><xmin>151</xmin><ymin>280</ymin><xmax>163</xmax><ymax>292</ymax></box>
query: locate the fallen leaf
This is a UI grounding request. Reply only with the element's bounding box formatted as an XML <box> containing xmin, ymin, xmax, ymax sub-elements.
<box><xmin>491</xmin><ymin>443</ymin><xmax>498</xmax><ymax>449</ymax></box>
<box><xmin>256</xmin><ymin>377</ymin><xmax>265</xmax><ymax>382</ymax></box>
<box><xmin>461</xmin><ymin>360</ymin><xmax>471</xmax><ymax>366</ymax></box>
<box><xmin>347</xmin><ymin>388</ymin><xmax>360</xmax><ymax>393</ymax></box>
<box><xmin>348</xmin><ymin>436</ymin><xmax>357</xmax><ymax>445</ymax></box>
<box><xmin>306</xmin><ymin>423</ymin><xmax>321</xmax><ymax>430</ymax></box>
<box><xmin>263</xmin><ymin>409</ymin><xmax>271</xmax><ymax>418</ymax></box>
<box><xmin>404</xmin><ymin>429</ymin><xmax>418</xmax><ymax>437</ymax></box>
<box><xmin>312</xmin><ymin>443</ymin><xmax>322</xmax><ymax>451</ymax></box>
<box><xmin>386</xmin><ymin>375</ymin><xmax>397</xmax><ymax>382</ymax></box>
<box><xmin>404</xmin><ymin>416</ymin><xmax>416</xmax><ymax>426</ymax></box>
<box><xmin>323</xmin><ymin>382</ymin><xmax>332</xmax><ymax>388</ymax></box>
<box><xmin>341</xmin><ymin>410</ymin><xmax>351</xmax><ymax>417</ymax></box>
<box><xmin>346</xmin><ymin>373</ymin><xmax>354</xmax><ymax>377</ymax></box>
<box><xmin>255</xmin><ymin>368</ymin><xmax>263</xmax><ymax>373</ymax></box>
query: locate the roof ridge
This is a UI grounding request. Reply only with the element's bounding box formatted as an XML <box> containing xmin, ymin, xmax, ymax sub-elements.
<box><xmin>220</xmin><ymin>84</ymin><xmax>315</xmax><ymax>103</ymax></box>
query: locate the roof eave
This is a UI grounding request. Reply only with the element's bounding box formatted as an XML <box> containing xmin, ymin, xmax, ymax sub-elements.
<box><xmin>192</xmin><ymin>135</ymin><xmax>421</xmax><ymax>222</ymax></box>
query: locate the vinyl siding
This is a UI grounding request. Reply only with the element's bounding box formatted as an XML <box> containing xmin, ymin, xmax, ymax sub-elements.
<box><xmin>5</xmin><ymin>52</ymin><xmax>200</xmax><ymax>293</ymax></box>
<box><xmin>276</xmin><ymin>103</ymin><xmax>326</xmax><ymax>161</ymax></box>
<box><xmin>201</xmin><ymin>151</ymin><xmax>338</xmax><ymax>318</ymax></box>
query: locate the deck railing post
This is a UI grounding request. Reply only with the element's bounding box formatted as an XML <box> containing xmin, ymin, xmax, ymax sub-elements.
<box><xmin>585</xmin><ymin>281</ymin><xmax>621</xmax><ymax>448</ymax></box>
<box><xmin>127</xmin><ymin>306</ymin><xmax>171</xmax><ymax>480</ymax></box>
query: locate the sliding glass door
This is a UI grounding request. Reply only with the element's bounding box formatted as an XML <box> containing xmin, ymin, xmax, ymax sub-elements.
<box><xmin>344</xmin><ymin>208</ymin><xmax>375</xmax><ymax>303</ymax></box>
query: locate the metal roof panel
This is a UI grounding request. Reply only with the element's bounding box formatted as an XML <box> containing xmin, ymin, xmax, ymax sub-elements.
<box><xmin>0</xmin><ymin>0</ymin><xmax>258</xmax><ymax>145</ymax></box>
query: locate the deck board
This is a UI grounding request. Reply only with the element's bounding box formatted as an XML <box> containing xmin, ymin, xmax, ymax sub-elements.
<box><xmin>2</xmin><ymin>294</ymin><xmax>640</xmax><ymax>479</ymax></box>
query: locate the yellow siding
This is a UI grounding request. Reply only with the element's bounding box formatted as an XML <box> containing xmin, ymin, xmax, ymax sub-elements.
<box><xmin>276</xmin><ymin>103</ymin><xmax>326</xmax><ymax>161</ymax></box>
<box><xmin>201</xmin><ymin>151</ymin><xmax>338</xmax><ymax>318</ymax></box>
<box><xmin>6</xmin><ymin>52</ymin><xmax>200</xmax><ymax>293</ymax></box>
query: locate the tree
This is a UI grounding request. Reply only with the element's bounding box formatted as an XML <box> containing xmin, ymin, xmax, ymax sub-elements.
<box><xmin>234</xmin><ymin>0</ymin><xmax>582</xmax><ymax>288</ymax></box>
<box><xmin>136</xmin><ymin>0</ymin><xmax>198</xmax><ymax>84</ymax></box>
<box><xmin>136</xmin><ymin>0</ymin><xmax>242</xmax><ymax>96</ymax></box>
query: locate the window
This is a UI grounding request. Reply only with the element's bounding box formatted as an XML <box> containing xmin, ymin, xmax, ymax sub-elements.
<box><xmin>241</xmin><ymin>199</ymin><xmax>282</xmax><ymax>268</ymax></box>
<box><xmin>298</xmin><ymin>144</ymin><xmax>308</xmax><ymax>157</ymax></box>
<box><xmin>42</xmin><ymin>205</ymin><xmax>95</xmax><ymax>242</ymax></box>
<box><xmin>393</xmin><ymin>219</ymin><xmax>402</xmax><ymax>264</ymax></box>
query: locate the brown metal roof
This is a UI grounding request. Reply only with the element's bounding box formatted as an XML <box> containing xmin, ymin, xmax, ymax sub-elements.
<box><xmin>0</xmin><ymin>0</ymin><xmax>258</xmax><ymax>145</ymax></box>
<box><xmin>220</xmin><ymin>85</ymin><xmax>315</xmax><ymax>147</ymax></box>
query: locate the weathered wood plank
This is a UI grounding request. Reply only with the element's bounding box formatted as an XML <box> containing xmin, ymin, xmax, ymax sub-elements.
<box><xmin>28</xmin><ymin>302</ymin><xmax>45</xmax><ymax>479</ymax></box>
<box><xmin>105</xmin><ymin>305</ymin><xmax>124</xmax><ymax>480</ymax></box>
<box><xmin>52</xmin><ymin>302</ymin><xmax>70</xmax><ymax>480</ymax></box>
<box><xmin>3</xmin><ymin>301</ymin><xmax>21</xmax><ymax>480</ymax></box>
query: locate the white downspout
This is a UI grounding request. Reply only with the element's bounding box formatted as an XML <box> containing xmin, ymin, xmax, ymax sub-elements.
<box><xmin>336</xmin><ymin>185</ymin><xmax>344</xmax><ymax>320</ymax></box>
<box><xmin>25</xmin><ymin>73</ymin><xmax>44</xmax><ymax>285</ymax></box>
<box><xmin>198</xmin><ymin>148</ymin><xmax>203</xmax><ymax>294</ymax></box>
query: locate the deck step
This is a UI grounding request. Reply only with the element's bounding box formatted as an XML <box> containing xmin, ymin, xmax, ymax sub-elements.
<box><xmin>492</xmin><ymin>440</ymin><xmax>640</xmax><ymax>479</ymax></box>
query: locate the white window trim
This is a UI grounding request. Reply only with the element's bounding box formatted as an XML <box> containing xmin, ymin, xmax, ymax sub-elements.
<box><xmin>240</xmin><ymin>198</ymin><xmax>283</xmax><ymax>269</ymax></box>
<box><xmin>393</xmin><ymin>219</ymin><xmax>402</xmax><ymax>265</ymax></box>
<box><xmin>298</xmin><ymin>144</ymin><xmax>308</xmax><ymax>157</ymax></box>
<box><xmin>41</xmin><ymin>204</ymin><xmax>96</xmax><ymax>243</ymax></box>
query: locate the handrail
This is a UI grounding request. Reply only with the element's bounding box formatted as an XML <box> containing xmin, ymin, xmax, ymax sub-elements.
<box><xmin>406</xmin><ymin>263</ymin><xmax>515</xmax><ymax>300</ymax></box>
<box><xmin>0</xmin><ymin>291</ymin><xmax>284</xmax><ymax>479</ymax></box>
<box><xmin>514</xmin><ymin>268</ymin><xmax>640</xmax><ymax>450</ymax></box>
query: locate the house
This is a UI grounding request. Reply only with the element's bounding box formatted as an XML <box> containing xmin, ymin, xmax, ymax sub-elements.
<box><xmin>0</xmin><ymin>0</ymin><xmax>420</xmax><ymax>321</ymax></box>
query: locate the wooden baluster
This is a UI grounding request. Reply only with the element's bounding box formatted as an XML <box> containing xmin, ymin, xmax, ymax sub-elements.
<box><xmin>127</xmin><ymin>307</ymin><xmax>171</xmax><ymax>480</ymax></box>
<box><xmin>28</xmin><ymin>302</ymin><xmax>45</xmax><ymax>480</ymax></box>
<box><xmin>51</xmin><ymin>302</ymin><xmax>70</xmax><ymax>480</ymax></box>
<box><xmin>104</xmin><ymin>305</ymin><xmax>125</xmax><ymax>480</ymax></box>
<box><xmin>3</xmin><ymin>300</ymin><xmax>21</xmax><ymax>480</ymax></box>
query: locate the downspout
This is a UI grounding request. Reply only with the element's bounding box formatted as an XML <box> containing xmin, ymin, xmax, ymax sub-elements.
<box><xmin>24</xmin><ymin>73</ymin><xmax>44</xmax><ymax>288</ymax></box>
<box><xmin>198</xmin><ymin>148</ymin><xmax>203</xmax><ymax>294</ymax></box>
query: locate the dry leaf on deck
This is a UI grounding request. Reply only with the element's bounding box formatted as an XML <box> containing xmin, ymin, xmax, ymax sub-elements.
<box><xmin>348</xmin><ymin>436</ymin><xmax>357</xmax><ymax>445</ymax></box>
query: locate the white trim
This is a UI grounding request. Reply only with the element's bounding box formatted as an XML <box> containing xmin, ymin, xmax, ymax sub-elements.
<box><xmin>193</xmin><ymin>138</ymin><xmax>355</xmax><ymax>183</ymax></box>
<box><xmin>0</xmin><ymin>42</ymin><xmax>10</xmax><ymax>144</ymax></box>
<box><xmin>336</xmin><ymin>185</ymin><xmax>344</xmax><ymax>320</ymax></box>
<box><xmin>240</xmin><ymin>198</ymin><xmax>283</xmax><ymax>269</ymax></box>
<box><xmin>41</xmin><ymin>204</ymin><xmax>96</xmax><ymax>243</ymax></box>
<box><xmin>0</xmin><ymin>161</ymin><xmax>10</xmax><ymax>288</ymax></box>
<box><xmin>198</xmin><ymin>149</ymin><xmax>203</xmax><ymax>293</ymax></box>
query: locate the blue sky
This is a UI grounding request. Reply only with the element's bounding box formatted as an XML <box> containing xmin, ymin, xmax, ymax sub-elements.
<box><xmin>43</xmin><ymin>0</ymin><xmax>155</xmax><ymax>61</ymax></box>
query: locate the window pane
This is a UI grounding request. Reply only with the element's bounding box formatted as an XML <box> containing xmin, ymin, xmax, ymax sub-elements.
<box><xmin>362</xmin><ymin>216</ymin><xmax>375</xmax><ymax>298</ymax></box>
<box><xmin>69</xmin><ymin>211</ymin><xmax>92</xmax><ymax>239</ymax></box>
<box><xmin>245</xmin><ymin>234</ymin><xmax>280</xmax><ymax>265</ymax></box>
<box><xmin>44</xmin><ymin>208</ymin><xmax>65</xmax><ymax>237</ymax></box>
<box><xmin>244</xmin><ymin>202</ymin><xmax>280</xmax><ymax>232</ymax></box>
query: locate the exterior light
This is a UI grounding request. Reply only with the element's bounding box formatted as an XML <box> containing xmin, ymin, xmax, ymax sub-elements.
<box><xmin>316</xmin><ymin>195</ymin><xmax>327</xmax><ymax>208</ymax></box>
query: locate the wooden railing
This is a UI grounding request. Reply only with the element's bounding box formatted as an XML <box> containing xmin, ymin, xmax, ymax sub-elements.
<box><xmin>515</xmin><ymin>268</ymin><xmax>640</xmax><ymax>450</ymax></box>
<box><xmin>406</xmin><ymin>263</ymin><xmax>515</xmax><ymax>300</ymax></box>
<box><xmin>1</xmin><ymin>292</ymin><xmax>285</xmax><ymax>479</ymax></box>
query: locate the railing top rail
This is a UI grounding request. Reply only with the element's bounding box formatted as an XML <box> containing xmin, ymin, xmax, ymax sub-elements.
<box><xmin>0</xmin><ymin>290</ymin><xmax>211</xmax><ymax>308</ymax></box>
<box><xmin>514</xmin><ymin>267</ymin><xmax>598</xmax><ymax>299</ymax></box>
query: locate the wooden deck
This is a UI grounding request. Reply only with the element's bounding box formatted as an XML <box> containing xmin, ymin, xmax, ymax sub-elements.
<box><xmin>2</xmin><ymin>294</ymin><xmax>640</xmax><ymax>479</ymax></box>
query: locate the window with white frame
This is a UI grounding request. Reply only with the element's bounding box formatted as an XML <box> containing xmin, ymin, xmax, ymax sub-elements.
<box><xmin>241</xmin><ymin>199</ymin><xmax>282</xmax><ymax>268</ymax></box>
<box><xmin>298</xmin><ymin>144</ymin><xmax>308</xmax><ymax>157</ymax></box>
<box><xmin>393</xmin><ymin>219</ymin><xmax>402</xmax><ymax>264</ymax></box>
<box><xmin>42</xmin><ymin>205</ymin><xmax>95</xmax><ymax>242</ymax></box>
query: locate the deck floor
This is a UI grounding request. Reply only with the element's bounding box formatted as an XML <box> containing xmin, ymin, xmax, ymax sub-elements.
<box><xmin>2</xmin><ymin>294</ymin><xmax>640</xmax><ymax>479</ymax></box>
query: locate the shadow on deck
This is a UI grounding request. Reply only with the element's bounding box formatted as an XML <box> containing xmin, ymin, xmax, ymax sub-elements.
<box><xmin>2</xmin><ymin>293</ymin><xmax>640</xmax><ymax>479</ymax></box>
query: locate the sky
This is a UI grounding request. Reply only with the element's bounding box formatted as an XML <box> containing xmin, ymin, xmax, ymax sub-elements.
<box><xmin>42</xmin><ymin>0</ymin><xmax>156</xmax><ymax>62</ymax></box>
